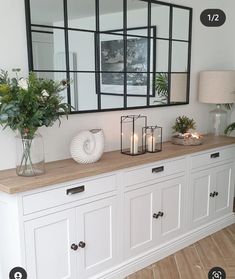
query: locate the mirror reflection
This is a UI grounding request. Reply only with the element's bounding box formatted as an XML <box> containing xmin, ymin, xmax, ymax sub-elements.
<box><xmin>170</xmin><ymin>73</ymin><xmax>187</xmax><ymax>103</ymax></box>
<box><xmin>101</xmin><ymin>94</ymin><xmax>124</xmax><ymax>110</ymax></box>
<box><xmin>30</xmin><ymin>0</ymin><xmax>64</xmax><ymax>27</ymax></box>
<box><xmin>151</xmin><ymin>4</ymin><xmax>169</xmax><ymax>39</ymax></box>
<box><xmin>68</xmin><ymin>0</ymin><xmax>96</xmax><ymax>30</ymax></box>
<box><xmin>172</xmin><ymin>7</ymin><xmax>190</xmax><ymax>40</ymax></box>
<box><xmin>100</xmin><ymin>0</ymin><xmax>123</xmax><ymax>31</ymax></box>
<box><xmin>127</xmin><ymin>0</ymin><xmax>148</xmax><ymax>37</ymax></box>
<box><xmin>68</xmin><ymin>31</ymin><xmax>95</xmax><ymax>71</ymax></box>
<box><xmin>27</xmin><ymin>0</ymin><xmax>192</xmax><ymax>112</ymax></box>
<box><xmin>153</xmin><ymin>73</ymin><xmax>169</xmax><ymax>105</ymax></box>
<box><xmin>171</xmin><ymin>41</ymin><xmax>189</xmax><ymax>72</ymax></box>
<box><xmin>155</xmin><ymin>39</ymin><xmax>169</xmax><ymax>72</ymax></box>
<box><xmin>32</xmin><ymin>27</ymin><xmax>66</xmax><ymax>72</ymax></box>
<box><xmin>72</xmin><ymin>73</ymin><xmax>97</xmax><ymax>111</ymax></box>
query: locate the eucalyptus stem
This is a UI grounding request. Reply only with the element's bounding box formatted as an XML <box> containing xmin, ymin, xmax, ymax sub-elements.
<box><xmin>18</xmin><ymin>137</ymin><xmax>36</xmax><ymax>176</ymax></box>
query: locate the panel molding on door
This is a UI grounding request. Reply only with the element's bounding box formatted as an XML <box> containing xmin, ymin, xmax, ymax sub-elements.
<box><xmin>76</xmin><ymin>197</ymin><xmax>118</xmax><ymax>278</ymax></box>
<box><xmin>213</xmin><ymin>164</ymin><xmax>233</xmax><ymax>217</ymax></box>
<box><xmin>190</xmin><ymin>170</ymin><xmax>213</xmax><ymax>227</ymax></box>
<box><xmin>24</xmin><ymin>209</ymin><xmax>77</xmax><ymax>279</ymax></box>
<box><xmin>158</xmin><ymin>177</ymin><xmax>185</xmax><ymax>242</ymax></box>
<box><xmin>124</xmin><ymin>186</ymin><xmax>156</xmax><ymax>258</ymax></box>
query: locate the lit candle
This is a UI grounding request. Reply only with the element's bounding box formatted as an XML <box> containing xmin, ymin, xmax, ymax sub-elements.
<box><xmin>191</xmin><ymin>132</ymin><xmax>200</xmax><ymax>139</ymax></box>
<box><xmin>183</xmin><ymin>133</ymin><xmax>191</xmax><ymax>139</ymax></box>
<box><xmin>130</xmin><ymin>133</ymin><xmax>139</xmax><ymax>155</ymax></box>
<box><xmin>147</xmin><ymin>135</ymin><xmax>156</xmax><ymax>152</ymax></box>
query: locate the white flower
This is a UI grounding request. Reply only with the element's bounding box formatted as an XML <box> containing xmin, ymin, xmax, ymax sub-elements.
<box><xmin>18</xmin><ymin>78</ymin><xmax>28</xmax><ymax>90</ymax></box>
<box><xmin>41</xmin><ymin>89</ymin><xmax>49</xmax><ymax>98</ymax></box>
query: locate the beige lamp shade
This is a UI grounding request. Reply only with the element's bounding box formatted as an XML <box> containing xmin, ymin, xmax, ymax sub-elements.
<box><xmin>198</xmin><ymin>71</ymin><xmax>235</xmax><ymax>104</ymax></box>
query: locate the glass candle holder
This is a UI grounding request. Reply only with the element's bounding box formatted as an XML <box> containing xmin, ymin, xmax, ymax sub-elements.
<box><xmin>121</xmin><ymin>115</ymin><xmax>147</xmax><ymax>156</ymax></box>
<box><xmin>143</xmin><ymin>125</ymin><xmax>162</xmax><ymax>153</ymax></box>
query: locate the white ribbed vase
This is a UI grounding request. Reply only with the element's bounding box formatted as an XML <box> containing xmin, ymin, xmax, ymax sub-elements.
<box><xmin>70</xmin><ymin>129</ymin><xmax>105</xmax><ymax>164</ymax></box>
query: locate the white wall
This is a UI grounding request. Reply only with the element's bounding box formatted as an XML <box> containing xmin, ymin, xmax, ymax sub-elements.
<box><xmin>0</xmin><ymin>0</ymin><xmax>234</xmax><ymax>170</ymax></box>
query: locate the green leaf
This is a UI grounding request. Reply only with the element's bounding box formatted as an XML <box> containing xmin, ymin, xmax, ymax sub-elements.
<box><xmin>155</xmin><ymin>73</ymin><xmax>168</xmax><ymax>101</ymax></box>
<box><xmin>172</xmin><ymin>115</ymin><xmax>196</xmax><ymax>134</ymax></box>
<box><xmin>225</xmin><ymin>122</ymin><xmax>235</xmax><ymax>135</ymax></box>
<box><xmin>0</xmin><ymin>68</ymin><xmax>71</xmax><ymax>134</ymax></box>
<box><xmin>0</xmin><ymin>114</ymin><xmax>8</xmax><ymax>122</ymax></box>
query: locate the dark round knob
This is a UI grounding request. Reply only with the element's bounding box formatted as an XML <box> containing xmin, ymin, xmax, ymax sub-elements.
<box><xmin>71</xmin><ymin>243</ymin><xmax>78</xmax><ymax>251</ymax></box>
<box><xmin>153</xmin><ymin>213</ymin><xmax>159</xmax><ymax>219</ymax></box>
<box><xmin>78</xmin><ymin>241</ymin><xmax>86</xmax><ymax>248</ymax></box>
<box><xmin>210</xmin><ymin>192</ymin><xmax>215</xmax><ymax>197</ymax></box>
<box><xmin>159</xmin><ymin>211</ymin><xmax>164</xmax><ymax>217</ymax></box>
<box><xmin>215</xmin><ymin>191</ymin><xmax>219</xmax><ymax>196</ymax></box>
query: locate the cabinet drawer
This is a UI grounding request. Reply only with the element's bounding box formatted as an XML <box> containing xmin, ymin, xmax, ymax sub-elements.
<box><xmin>22</xmin><ymin>175</ymin><xmax>116</xmax><ymax>215</ymax></box>
<box><xmin>123</xmin><ymin>158</ymin><xmax>186</xmax><ymax>187</ymax></box>
<box><xmin>191</xmin><ymin>147</ymin><xmax>235</xmax><ymax>170</ymax></box>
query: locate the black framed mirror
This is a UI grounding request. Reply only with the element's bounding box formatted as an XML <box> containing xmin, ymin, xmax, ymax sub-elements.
<box><xmin>25</xmin><ymin>0</ymin><xmax>192</xmax><ymax>113</ymax></box>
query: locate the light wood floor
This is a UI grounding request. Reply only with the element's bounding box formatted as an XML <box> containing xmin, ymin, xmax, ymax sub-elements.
<box><xmin>126</xmin><ymin>223</ymin><xmax>235</xmax><ymax>279</ymax></box>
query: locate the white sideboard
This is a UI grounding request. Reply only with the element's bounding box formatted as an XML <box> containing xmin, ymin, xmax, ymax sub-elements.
<box><xmin>0</xmin><ymin>139</ymin><xmax>235</xmax><ymax>279</ymax></box>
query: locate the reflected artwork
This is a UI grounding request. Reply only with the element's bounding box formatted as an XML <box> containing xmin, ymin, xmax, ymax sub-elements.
<box><xmin>100</xmin><ymin>26</ymin><xmax>156</xmax><ymax>96</ymax></box>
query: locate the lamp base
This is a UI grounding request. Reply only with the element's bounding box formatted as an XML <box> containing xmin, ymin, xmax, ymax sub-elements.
<box><xmin>208</xmin><ymin>104</ymin><xmax>228</xmax><ymax>136</ymax></box>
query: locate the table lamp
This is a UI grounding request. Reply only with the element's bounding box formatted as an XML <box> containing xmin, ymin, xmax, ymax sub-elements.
<box><xmin>198</xmin><ymin>71</ymin><xmax>235</xmax><ymax>136</ymax></box>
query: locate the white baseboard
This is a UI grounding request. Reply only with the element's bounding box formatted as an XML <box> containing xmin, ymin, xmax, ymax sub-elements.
<box><xmin>95</xmin><ymin>213</ymin><xmax>235</xmax><ymax>279</ymax></box>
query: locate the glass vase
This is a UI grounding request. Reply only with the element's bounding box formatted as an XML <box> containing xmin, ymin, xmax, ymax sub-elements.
<box><xmin>208</xmin><ymin>105</ymin><xmax>228</xmax><ymax>136</ymax></box>
<box><xmin>16</xmin><ymin>132</ymin><xmax>45</xmax><ymax>177</ymax></box>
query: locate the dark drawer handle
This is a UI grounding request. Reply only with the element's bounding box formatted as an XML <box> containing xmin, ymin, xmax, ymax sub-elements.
<box><xmin>67</xmin><ymin>186</ymin><xmax>85</xmax><ymax>195</ymax></box>
<box><xmin>211</xmin><ymin>152</ymin><xmax>220</xmax><ymax>159</ymax></box>
<box><xmin>152</xmin><ymin>166</ymin><xmax>164</xmax><ymax>173</ymax></box>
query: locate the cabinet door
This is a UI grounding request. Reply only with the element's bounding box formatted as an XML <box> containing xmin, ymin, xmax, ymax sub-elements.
<box><xmin>189</xmin><ymin>169</ymin><xmax>214</xmax><ymax>228</ymax></box>
<box><xmin>213</xmin><ymin>163</ymin><xmax>233</xmax><ymax>217</ymax></box>
<box><xmin>76</xmin><ymin>196</ymin><xmax>118</xmax><ymax>278</ymax></box>
<box><xmin>24</xmin><ymin>209</ymin><xmax>77</xmax><ymax>279</ymax></box>
<box><xmin>124</xmin><ymin>185</ymin><xmax>156</xmax><ymax>258</ymax></box>
<box><xmin>157</xmin><ymin>176</ymin><xmax>185</xmax><ymax>242</ymax></box>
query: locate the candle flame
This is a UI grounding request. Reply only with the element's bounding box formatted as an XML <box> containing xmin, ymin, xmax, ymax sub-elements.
<box><xmin>191</xmin><ymin>132</ymin><xmax>200</xmax><ymax>139</ymax></box>
<box><xmin>181</xmin><ymin>132</ymin><xmax>202</xmax><ymax>139</ymax></box>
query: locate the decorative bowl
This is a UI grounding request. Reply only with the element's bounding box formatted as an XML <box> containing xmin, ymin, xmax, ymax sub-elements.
<box><xmin>172</xmin><ymin>134</ymin><xmax>203</xmax><ymax>146</ymax></box>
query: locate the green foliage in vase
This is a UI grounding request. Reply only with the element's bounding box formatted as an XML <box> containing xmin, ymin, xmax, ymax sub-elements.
<box><xmin>154</xmin><ymin>73</ymin><xmax>168</xmax><ymax>104</ymax></box>
<box><xmin>0</xmin><ymin>69</ymin><xmax>71</xmax><ymax>138</ymax></box>
<box><xmin>223</xmin><ymin>104</ymin><xmax>233</xmax><ymax>110</ymax></box>
<box><xmin>225</xmin><ymin>122</ymin><xmax>235</xmax><ymax>135</ymax></box>
<box><xmin>172</xmin><ymin>115</ymin><xmax>196</xmax><ymax>134</ymax></box>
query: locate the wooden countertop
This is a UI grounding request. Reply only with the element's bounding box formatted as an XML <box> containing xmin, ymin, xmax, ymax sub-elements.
<box><xmin>0</xmin><ymin>135</ymin><xmax>234</xmax><ymax>194</ymax></box>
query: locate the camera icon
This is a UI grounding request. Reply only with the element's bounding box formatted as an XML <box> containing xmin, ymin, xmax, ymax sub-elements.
<box><xmin>212</xmin><ymin>270</ymin><xmax>223</xmax><ymax>279</ymax></box>
<box><xmin>208</xmin><ymin>267</ymin><xmax>226</xmax><ymax>279</ymax></box>
<box><xmin>9</xmin><ymin>267</ymin><xmax>27</xmax><ymax>279</ymax></box>
<box><xmin>14</xmin><ymin>272</ymin><xmax>22</xmax><ymax>279</ymax></box>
